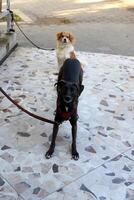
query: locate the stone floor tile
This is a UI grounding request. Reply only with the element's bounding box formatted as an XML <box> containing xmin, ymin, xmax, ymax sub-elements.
<box><xmin>45</xmin><ymin>154</ymin><xmax>134</xmax><ymax>200</ymax></box>
<box><xmin>0</xmin><ymin>175</ymin><xmax>18</xmax><ymax>200</ymax></box>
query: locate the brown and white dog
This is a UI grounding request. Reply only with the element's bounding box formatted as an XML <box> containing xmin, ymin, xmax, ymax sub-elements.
<box><xmin>56</xmin><ymin>31</ymin><xmax>87</xmax><ymax>69</ymax></box>
<box><xmin>56</xmin><ymin>31</ymin><xmax>76</xmax><ymax>69</ymax></box>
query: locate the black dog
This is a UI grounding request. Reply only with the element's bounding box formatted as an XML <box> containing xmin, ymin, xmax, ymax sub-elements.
<box><xmin>45</xmin><ymin>58</ymin><xmax>84</xmax><ymax>160</ymax></box>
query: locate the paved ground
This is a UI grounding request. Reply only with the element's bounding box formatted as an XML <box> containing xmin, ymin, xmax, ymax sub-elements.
<box><xmin>0</xmin><ymin>1</ymin><xmax>134</xmax><ymax>200</ymax></box>
<box><xmin>0</xmin><ymin>47</ymin><xmax>134</xmax><ymax>200</ymax></box>
<box><xmin>1</xmin><ymin>0</ymin><xmax>134</xmax><ymax>56</ymax></box>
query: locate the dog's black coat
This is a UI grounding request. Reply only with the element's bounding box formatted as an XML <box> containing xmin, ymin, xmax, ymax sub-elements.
<box><xmin>58</xmin><ymin>58</ymin><xmax>83</xmax><ymax>84</ymax></box>
<box><xmin>45</xmin><ymin>59</ymin><xmax>84</xmax><ymax>160</ymax></box>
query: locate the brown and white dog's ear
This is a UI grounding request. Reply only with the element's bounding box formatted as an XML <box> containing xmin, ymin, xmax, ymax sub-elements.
<box><xmin>69</xmin><ymin>33</ymin><xmax>75</xmax><ymax>44</ymax></box>
<box><xmin>56</xmin><ymin>32</ymin><xmax>62</xmax><ymax>40</ymax></box>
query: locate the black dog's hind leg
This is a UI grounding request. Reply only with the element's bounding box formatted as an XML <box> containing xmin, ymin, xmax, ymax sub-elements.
<box><xmin>70</xmin><ymin>116</ymin><xmax>79</xmax><ymax>160</ymax></box>
<box><xmin>45</xmin><ymin>122</ymin><xmax>59</xmax><ymax>159</ymax></box>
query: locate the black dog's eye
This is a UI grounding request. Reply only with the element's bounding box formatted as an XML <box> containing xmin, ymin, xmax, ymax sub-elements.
<box><xmin>62</xmin><ymin>86</ymin><xmax>68</xmax><ymax>93</ymax></box>
<box><xmin>71</xmin><ymin>87</ymin><xmax>74</xmax><ymax>92</ymax></box>
<box><xmin>71</xmin><ymin>86</ymin><xmax>77</xmax><ymax>93</ymax></box>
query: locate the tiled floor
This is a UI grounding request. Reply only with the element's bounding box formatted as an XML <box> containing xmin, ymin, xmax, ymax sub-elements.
<box><xmin>0</xmin><ymin>48</ymin><xmax>134</xmax><ymax>200</ymax></box>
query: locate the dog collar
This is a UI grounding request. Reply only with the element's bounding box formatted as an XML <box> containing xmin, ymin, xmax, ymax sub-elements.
<box><xmin>57</xmin><ymin>100</ymin><xmax>76</xmax><ymax>121</ymax></box>
<box><xmin>60</xmin><ymin>111</ymin><xmax>73</xmax><ymax>120</ymax></box>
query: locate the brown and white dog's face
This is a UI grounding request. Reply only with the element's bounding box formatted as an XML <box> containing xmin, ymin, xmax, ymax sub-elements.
<box><xmin>56</xmin><ymin>32</ymin><xmax>75</xmax><ymax>45</ymax></box>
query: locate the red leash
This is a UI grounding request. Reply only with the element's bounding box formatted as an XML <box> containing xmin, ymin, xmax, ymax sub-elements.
<box><xmin>0</xmin><ymin>87</ymin><xmax>58</xmax><ymax>125</ymax></box>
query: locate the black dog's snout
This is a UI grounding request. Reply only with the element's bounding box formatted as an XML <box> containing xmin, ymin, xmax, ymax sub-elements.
<box><xmin>64</xmin><ymin>96</ymin><xmax>72</xmax><ymax>103</ymax></box>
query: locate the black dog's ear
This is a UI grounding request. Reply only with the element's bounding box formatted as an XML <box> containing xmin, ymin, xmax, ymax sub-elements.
<box><xmin>54</xmin><ymin>82</ymin><xmax>58</xmax><ymax>87</ymax></box>
<box><xmin>54</xmin><ymin>82</ymin><xmax>59</xmax><ymax>92</ymax></box>
<box><xmin>79</xmin><ymin>85</ymin><xmax>84</xmax><ymax>96</ymax></box>
<box><xmin>55</xmin><ymin>80</ymin><xmax>65</xmax><ymax>92</ymax></box>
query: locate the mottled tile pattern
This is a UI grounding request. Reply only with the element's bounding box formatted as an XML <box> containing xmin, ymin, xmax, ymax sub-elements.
<box><xmin>0</xmin><ymin>48</ymin><xmax>134</xmax><ymax>200</ymax></box>
<box><xmin>45</xmin><ymin>154</ymin><xmax>134</xmax><ymax>200</ymax></box>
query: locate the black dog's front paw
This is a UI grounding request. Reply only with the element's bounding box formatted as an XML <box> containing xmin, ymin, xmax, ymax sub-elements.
<box><xmin>45</xmin><ymin>149</ymin><xmax>54</xmax><ymax>159</ymax></box>
<box><xmin>72</xmin><ymin>150</ymin><xmax>79</xmax><ymax>160</ymax></box>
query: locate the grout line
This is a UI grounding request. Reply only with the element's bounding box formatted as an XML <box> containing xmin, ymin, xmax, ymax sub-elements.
<box><xmin>0</xmin><ymin>173</ymin><xmax>25</xmax><ymax>200</ymax></box>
